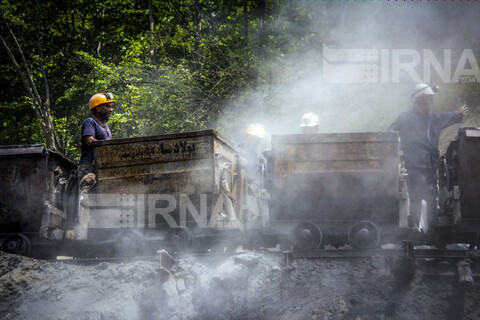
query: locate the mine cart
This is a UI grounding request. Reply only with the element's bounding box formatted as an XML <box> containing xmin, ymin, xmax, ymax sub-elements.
<box><xmin>0</xmin><ymin>145</ymin><xmax>77</xmax><ymax>256</ymax></box>
<box><xmin>268</xmin><ymin>132</ymin><xmax>409</xmax><ymax>250</ymax></box>
<box><xmin>78</xmin><ymin>130</ymin><xmax>249</xmax><ymax>253</ymax></box>
<box><xmin>438</xmin><ymin>127</ymin><xmax>480</xmax><ymax>247</ymax></box>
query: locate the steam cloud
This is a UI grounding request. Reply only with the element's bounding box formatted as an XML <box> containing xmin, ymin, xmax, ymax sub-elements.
<box><xmin>216</xmin><ymin>3</ymin><xmax>480</xmax><ymax>143</ymax></box>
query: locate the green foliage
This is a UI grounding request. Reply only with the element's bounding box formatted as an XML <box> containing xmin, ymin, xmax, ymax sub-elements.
<box><xmin>0</xmin><ymin>98</ymin><xmax>44</xmax><ymax>146</ymax></box>
<box><xmin>2</xmin><ymin>0</ymin><xmax>278</xmax><ymax>160</ymax></box>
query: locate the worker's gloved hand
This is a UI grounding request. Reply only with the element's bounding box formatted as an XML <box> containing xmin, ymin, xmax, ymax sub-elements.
<box><xmin>459</xmin><ymin>105</ymin><xmax>469</xmax><ymax>116</ymax></box>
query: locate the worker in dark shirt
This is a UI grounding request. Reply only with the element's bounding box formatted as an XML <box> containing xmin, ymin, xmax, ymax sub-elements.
<box><xmin>388</xmin><ymin>84</ymin><xmax>468</xmax><ymax>235</ymax></box>
<box><xmin>77</xmin><ymin>92</ymin><xmax>114</xmax><ymax>193</ymax></box>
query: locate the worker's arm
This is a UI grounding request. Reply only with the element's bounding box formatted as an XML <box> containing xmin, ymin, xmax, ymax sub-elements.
<box><xmin>434</xmin><ymin>106</ymin><xmax>466</xmax><ymax>131</ymax></box>
<box><xmin>84</xmin><ymin>135</ymin><xmax>97</xmax><ymax>146</ymax></box>
<box><xmin>82</xmin><ymin>118</ymin><xmax>97</xmax><ymax>146</ymax></box>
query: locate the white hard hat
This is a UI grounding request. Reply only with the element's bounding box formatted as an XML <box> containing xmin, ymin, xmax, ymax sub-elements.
<box><xmin>300</xmin><ymin>113</ymin><xmax>319</xmax><ymax>128</ymax></box>
<box><xmin>411</xmin><ymin>84</ymin><xmax>439</xmax><ymax>100</ymax></box>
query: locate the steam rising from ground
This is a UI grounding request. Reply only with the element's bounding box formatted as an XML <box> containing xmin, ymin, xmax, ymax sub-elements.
<box><xmin>216</xmin><ymin>3</ymin><xmax>480</xmax><ymax>143</ymax></box>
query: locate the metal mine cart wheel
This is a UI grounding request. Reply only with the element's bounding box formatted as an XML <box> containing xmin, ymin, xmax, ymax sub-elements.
<box><xmin>163</xmin><ymin>227</ymin><xmax>193</xmax><ymax>253</ymax></box>
<box><xmin>291</xmin><ymin>222</ymin><xmax>323</xmax><ymax>250</ymax></box>
<box><xmin>113</xmin><ymin>230</ymin><xmax>145</xmax><ymax>257</ymax></box>
<box><xmin>348</xmin><ymin>221</ymin><xmax>380</xmax><ymax>250</ymax></box>
<box><xmin>1</xmin><ymin>233</ymin><xmax>31</xmax><ymax>256</ymax></box>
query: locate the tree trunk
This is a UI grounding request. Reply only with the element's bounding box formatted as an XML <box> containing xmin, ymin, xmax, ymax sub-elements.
<box><xmin>147</xmin><ymin>0</ymin><xmax>155</xmax><ymax>57</ymax></box>
<box><xmin>257</xmin><ymin>0</ymin><xmax>266</xmax><ymax>45</ymax></box>
<box><xmin>33</xmin><ymin>2</ymin><xmax>60</xmax><ymax>149</ymax></box>
<box><xmin>243</xmin><ymin>0</ymin><xmax>249</xmax><ymax>47</ymax></box>
<box><xmin>0</xmin><ymin>20</ymin><xmax>57</xmax><ymax>150</ymax></box>
<box><xmin>193</xmin><ymin>0</ymin><xmax>202</xmax><ymax>71</ymax></box>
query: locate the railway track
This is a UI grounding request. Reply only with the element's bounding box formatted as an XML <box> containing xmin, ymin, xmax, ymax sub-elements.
<box><xmin>51</xmin><ymin>245</ymin><xmax>480</xmax><ymax>266</ymax></box>
<box><xmin>291</xmin><ymin>248</ymin><xmax>480</xmax><ymax>260</ymax></box>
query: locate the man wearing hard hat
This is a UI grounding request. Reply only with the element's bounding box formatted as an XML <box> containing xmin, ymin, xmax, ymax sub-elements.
<box><xmin>388</xmin><ymin>84</ymin><xmax>468</xmax><ymax>236</ymax></box>
<box><xmin>239</xmin><ymin>123</ymin><xmax>268</xmax><ymax>231</ymax></box>
<box><xmin>77</xmin><ymin>92</ymin><xmax>114</xmax><ymax>193</ymax></box>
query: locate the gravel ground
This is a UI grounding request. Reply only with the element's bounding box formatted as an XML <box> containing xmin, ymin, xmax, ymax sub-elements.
<box><xmin>1</xmin><ymin>250</ymin><xmax>479</xmax><ymax>320</ymax></box>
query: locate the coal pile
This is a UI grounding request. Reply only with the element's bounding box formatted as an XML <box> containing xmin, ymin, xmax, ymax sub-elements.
<box><xmin>1</xmin><ymin>251</ymin><xmax>479</xmax><ymax>320</ymax></box>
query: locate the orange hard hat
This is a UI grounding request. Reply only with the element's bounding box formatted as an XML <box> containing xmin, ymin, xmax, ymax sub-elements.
<box><xmin>246</xmin><ymin>124</ymin><xmax>265</xmax><ymax>139</ymax></box>
<box><xmin>89</xmin><ymin>93</ymin><xmax>115</xmax><ymax>110</ymax></box>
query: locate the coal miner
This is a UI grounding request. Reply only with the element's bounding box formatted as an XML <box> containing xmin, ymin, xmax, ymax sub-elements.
<box><xmin>77</xmin><ymin>92</ymin><xmax>114</xmax><ymax>194</ymax></box>
<box><xmin>388</xmin><ymin>84</ymin><xmax>468</xmax><ymax>236</ymax></box>
<box><xmin>237</xmin><ymin>123</ymin><xmax>267</xmax><ymax>229</ymax></box>
<box><xmin>242</xmin><ymin>123</ymin><xmax>266</xmax><ymax>187</ymax></box>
